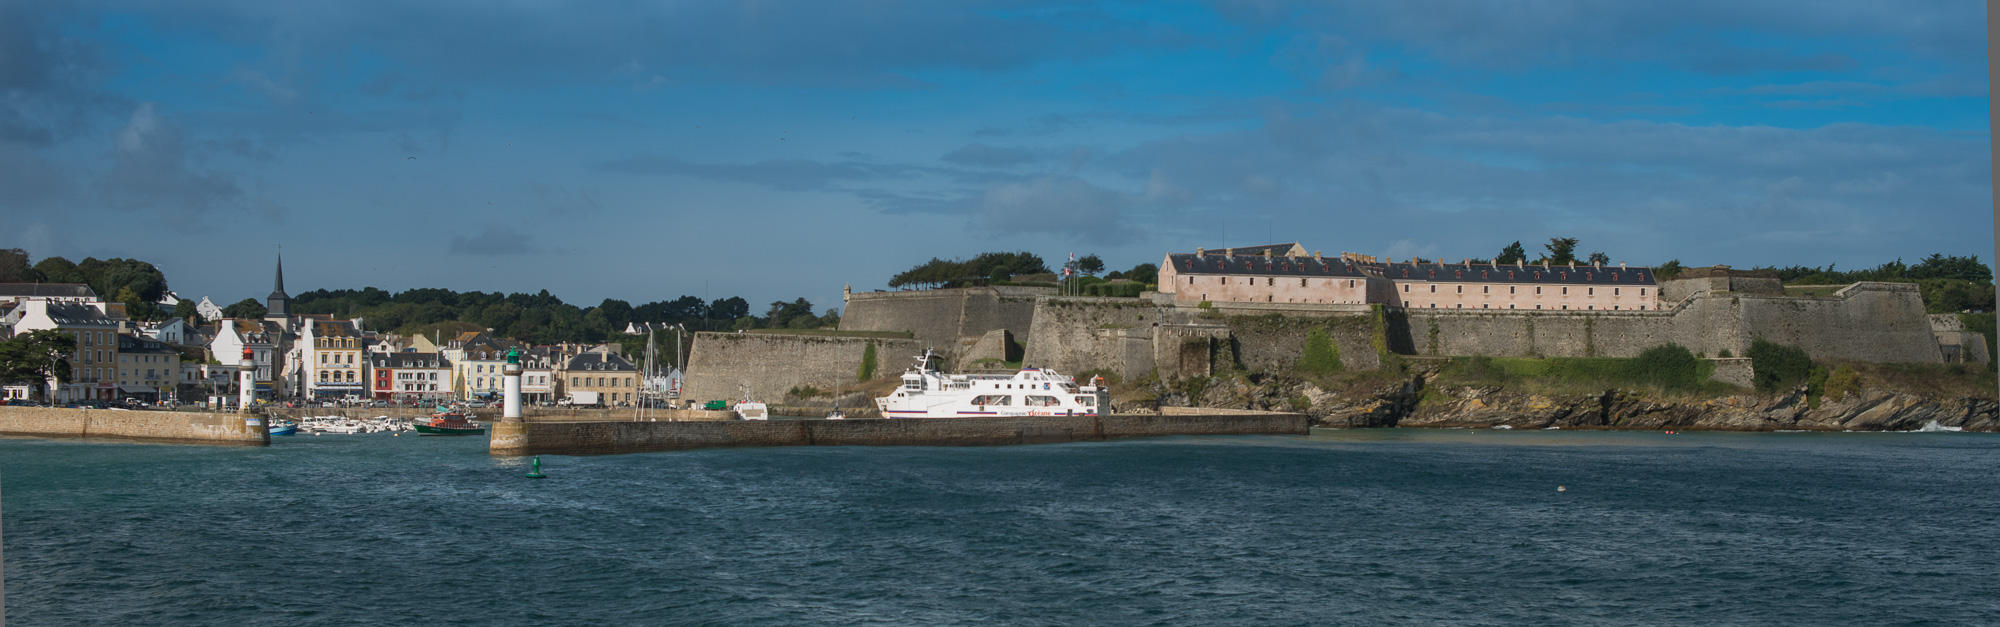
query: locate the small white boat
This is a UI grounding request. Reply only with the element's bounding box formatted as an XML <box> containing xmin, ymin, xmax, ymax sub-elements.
<box><xmin>825</xmin><ymin>409</ymin><xmax>846</xmax><ymax>420</ymax></box>
<box><xmin>736</xmin><ymin>401</ymin><xmax>769</xmax><ymax>420</ymax></box>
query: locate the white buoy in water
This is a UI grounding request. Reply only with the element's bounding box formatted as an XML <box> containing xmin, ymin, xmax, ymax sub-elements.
<box><xmin>1557</xmin><ymin>485</ymin><xmax>1567</xmax><ymax>492</ymax></box>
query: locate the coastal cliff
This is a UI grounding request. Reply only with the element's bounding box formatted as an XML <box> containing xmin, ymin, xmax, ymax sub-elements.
<box><xmin>1132</xmin><ymin>363</ymin><xmax>2000</xmax><ymax>432</ymax></box>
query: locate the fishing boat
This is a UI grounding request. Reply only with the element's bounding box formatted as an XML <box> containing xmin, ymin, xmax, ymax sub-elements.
<box><xmin>414</xmin><ymin>406</ymin><xmax>485</xmax><ymax>435</ymax></box>
<box><xmin>875</xmin><ymin>349</ymin><xmax>1109</xmax><ymax>418</ymax></box>
<box><xmin>734</xmin><ymin>385</ymin><xmax>769</xmax><ymax>420</ymax></box>
<box><xmin>268</xmin><ymin>419</ymin><xmax>298</xmax><ymax>436</ymax></box>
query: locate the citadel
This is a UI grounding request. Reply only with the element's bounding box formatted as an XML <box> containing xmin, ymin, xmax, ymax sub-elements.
<box><xmin>680</xmin><ymin>242</ymin><xmax>1984</xmax><ymax>404</ymax></box>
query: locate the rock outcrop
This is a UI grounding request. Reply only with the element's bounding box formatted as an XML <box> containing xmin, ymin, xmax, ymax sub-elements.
<box><xmin>1142</xmin><ymin>370</ymin><xmax>1999</xmax><ymax>432</ymax></box>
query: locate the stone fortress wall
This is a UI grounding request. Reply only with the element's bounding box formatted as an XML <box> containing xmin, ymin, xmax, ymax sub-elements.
<box><xmin>692</xmin><ymin>276</ymin><xmax>1961</xmax><ymax>399</ymax></box>
<box><xmin>680</xmin><ymin>332</ymin><xmax>923</xmax><ymax>404</ymax></box>
<box><xmin>839</xmin><ymin>286</ymin><xmax>1049</xmax><ymax>361</ymax></box>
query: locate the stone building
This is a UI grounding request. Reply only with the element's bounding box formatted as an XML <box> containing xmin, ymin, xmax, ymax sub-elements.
<box><xmin>301</xmin><ymin>318</ymin><xmax>366</xmax><ymax>400</ymax></box>
<box><xmin>113</xmin><ymin>334</ymin><xmax>181</xmax><ymax>402</ymax></box>
<box><xmin>1157</xmin><ymin>244</ymin><xmax>1660</xmax><ymax>312</ymax></box>
<box><xmin>560</xmin><ymin>347</ymin><xmax>639</xmax><ymax>406</ymax></box>
<box><xmin>369</xmin><ymin>351</ymin><xmax>453</xmax><ymax>402</ymax></box>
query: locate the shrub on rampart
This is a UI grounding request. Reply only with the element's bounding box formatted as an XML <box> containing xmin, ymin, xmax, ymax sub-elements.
<box><xmin>1297</xmin><ymin>328</ymin><xmax>1344</xmax><ymax>374</ymax></box>
<box><xmin>1747</xmin><ymin>338</ymin><xmax>1813</xmax><ymax>392</ymax></box>
<box><xmin>857</xmin><ymin>342</ymin><xmax>878</xmax><ymax>382</ymax></box>
<box><xmin>1625</xmin><ymin>343</ymin><xmax>1700</xmax><ymax>392</ymax></box>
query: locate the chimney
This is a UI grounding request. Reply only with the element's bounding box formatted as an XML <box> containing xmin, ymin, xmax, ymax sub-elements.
<box><xmin>1314</xmin><ymin>250</ymin><xmax>1322</xmax><ymax>259</ymax></box>
<box><xmin>1462</xmin><ymin>258</ymin><xmax>1470</xmax><ymax>267</ymax></box>
<box><xmin>1195</xmin><ymin>247</ymin><xmax>1205</xmax><ymax>256</ymax></box>
<box><xmin>1620</xmin><ymin>261</ymin><xmax>1627</xmax><ymax>269</ymax></box>
<box><xmin>1387</xmin><ymin>256</ymin><xmax>1394</xmax><ymax>264</ymax></box>
<box><xmin>1516</xmin><ymin>259</ymin><xmax>1524</xmax><ymax>268</ymax></box>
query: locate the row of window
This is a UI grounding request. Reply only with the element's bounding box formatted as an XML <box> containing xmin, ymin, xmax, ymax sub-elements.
<box><xmin>968</xmin><ymin>395</ymin><xmax>1090</xmax><ymax>407</ymax></box>
<box><xmin>570</xmin><ymin>377</ymin><xmax>634</xmax><ymax>388</ymax></box>
<box><xmin>320</xmin><ymin>352</ymin><xmax>356</xmax><ymax>364</ymax></box>
<box><xmin>318</xmin><ymin>338</ymin><xmax>357</xmax><ymax>348</ymax></box>
<box><xmin>1407</xmin><ymin>285</ymin><xmax>1646</xmax><ymax>297</ymax></box>
<box><xmin>1191</xmin><ymin>277</ymin><xmax>1363</xmax><ymax>288</ymax></box>
<box><xmin>1419</xmin><ymin>303</ymin><xmax>1647</xmax><ymax>310</ymax></box>
<box><xmin>318</xmin><ymin>370</ymin><xmax>358</xmax><ymax>382</ymax></box>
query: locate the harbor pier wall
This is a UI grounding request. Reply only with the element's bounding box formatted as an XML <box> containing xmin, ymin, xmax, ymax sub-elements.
<box><xmin>488</xmin><ymin>413</ymin><xmax>1309</xmax><ymax>456</ymax></box>
<box><xmin>0</xmin><ymin>406</ymin><xmax>268</xmax><ymax>445</ymax></box>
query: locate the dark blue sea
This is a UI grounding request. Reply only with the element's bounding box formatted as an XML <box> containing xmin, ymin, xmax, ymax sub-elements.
<box><xmin>3</xmin><ymin>428</ymin><xmax>1997</xmax><ymax>625</ymax></box>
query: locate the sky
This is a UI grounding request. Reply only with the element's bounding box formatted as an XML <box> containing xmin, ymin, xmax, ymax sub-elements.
<box><xmin>0</xmin><ymin>1</ymin><xmax>1990</xmax><ymax>314</ymax></box>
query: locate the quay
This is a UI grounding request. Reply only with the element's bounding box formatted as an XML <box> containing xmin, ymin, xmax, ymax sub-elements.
<box><xmin>488</xmin><ymin>413</ymin><xmax>1310</xmax><ymax>456</ymax></box>
<box><xmin>0</xmin><ymin>406</ymin><xmax>268</xmax><ymax>446</ymax></box>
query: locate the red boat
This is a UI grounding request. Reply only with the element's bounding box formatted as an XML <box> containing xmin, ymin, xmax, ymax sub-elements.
<box><xmin>415</xmin><ymin>410</ymin><xmax>484</xmax><ymax>436</ymax></box>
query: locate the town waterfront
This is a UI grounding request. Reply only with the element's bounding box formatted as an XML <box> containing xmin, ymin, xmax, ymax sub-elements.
<box><xmin>3</xmin><ymin>430</ymin><xmax>1997</xmax><ymax>625</ymax></box>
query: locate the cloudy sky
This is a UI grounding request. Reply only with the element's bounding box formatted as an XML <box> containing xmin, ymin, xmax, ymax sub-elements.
<box><xmin>0</xmin><ymin>1</ymin><xmax>1989</xmax><ymax>311</ymax></box>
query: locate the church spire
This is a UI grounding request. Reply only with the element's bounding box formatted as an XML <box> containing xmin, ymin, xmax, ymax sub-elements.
<box><xmin>267</xmin><ymin>251</ymin><xmax>290</xmax><ymax>317</ymax></box>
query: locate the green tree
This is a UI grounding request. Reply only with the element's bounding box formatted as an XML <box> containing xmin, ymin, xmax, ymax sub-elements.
<box><xmin>0</xmin><ymin>248</ymin><xmax>35</xmax><ymax>282</ymax></box>
<box><xmin>987</xmin><ymin>265</ymin><xmax>1012</xmax><ymax>285</ymax></box>
<box><xmin>31</xmin><ymin>256</ymin><xmax>84</xmax><ymax>283</ymax></box>
<box><xmin>1496</xmin><ymin>241</ymin><xmax>1528</xmax><ymax>264</ymax></box>
<box><xmin>1656</xmin><ymin>259</ymin><xmax>1685</xmax><ymax>281</ymax></box>
<box><xmin>1076</xmin><ymin>254</ymin><xmax>1105</xmax><ymax>276</ymax></box>
<box><xmin>1587</xmin><ymin>251</ymin><xmax>1610</xmax><ymax>265</ymax></box>
<box><xmin>1126</xmin><ymin>262</ymin><xmax>1159</xmax><ymax>283</ymax></box>
<box><xmin>1542</xmin><ymin>237</ymin><xmax>1580</xmax><ymax>265</ymax></box>
<box><xmin>222</xmin><ymin>298</ymin><xmax>268</xmax><ymax>319</ymax></box>
<box><xmin>1747</xmin><ymin>338</ymin><xmax>1814</xmax><ymax>393</ymax></box>
<box><xmin>0</xmin><ymin>330</ymin><xmax>78</xmax><ymax>402</ymax></box>
<box><xmin>171</xmin><ymin>299</ymin><xmax>198</xmax><ymax>321</ymax></box>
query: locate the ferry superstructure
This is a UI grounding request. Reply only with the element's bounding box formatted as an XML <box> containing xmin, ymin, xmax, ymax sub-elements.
<box><xmin>875</xmin><ymin>350</ymin><xmax>1110</xmax><ymax>418</ymax></box>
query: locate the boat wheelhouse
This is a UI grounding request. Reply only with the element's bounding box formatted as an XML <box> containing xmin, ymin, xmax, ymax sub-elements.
<box><xmin>875</xmin><ymin>350</ymin><xmax>1109</xmax><ymax>418</ymax></box>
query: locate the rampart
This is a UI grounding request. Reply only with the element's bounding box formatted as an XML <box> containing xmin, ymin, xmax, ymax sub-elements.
<box><xmin>681</xmin><ymin>332</ymin><xmax>923</xmax><ymax>403</ymax></box>
<box><xmin>1015</xmin><ymin>281</ymin><xmax>1942</xmax><ymax>381</ymax></box>
<box><xmin>840</xmin><ymin>286</ymin><xmax>1049</xmax><ymax>361</ymax></box>
<box><xmin>0</xmin><ymin>406</ymin><xmax>268</xmax><ymax>445</ymax></box>
<box><xmin>488</xmin><ymin>413</ymin><xmax>1310</xmax><ymax>456</ymax></box>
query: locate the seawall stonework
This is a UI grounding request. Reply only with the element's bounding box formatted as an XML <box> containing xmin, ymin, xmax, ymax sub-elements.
<box><xmin>488</xmin><ymin>413</ymin><xmax>1310</xmax><ymax>455</ymax></box>
<box><xmin>0</xmin><ymin>406</ymin><xmax>268</xmax><ymax>445</ymax></box>
<box><xmin>682</xmin><ymin>332</ymin><xmax>922</xmax><ymax>403</ymax></box>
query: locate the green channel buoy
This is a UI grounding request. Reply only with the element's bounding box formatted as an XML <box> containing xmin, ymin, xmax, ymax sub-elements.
<box><xmin>525</xmin><ymin>456</ymin><xmax>547</xmax><ymax>479</ymax></box>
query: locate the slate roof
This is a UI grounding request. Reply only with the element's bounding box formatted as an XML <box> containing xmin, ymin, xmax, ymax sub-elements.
<box><xmin>312</xmin><ymin>320</ymin><xmax>360</xmax><ymax>338</ymax></box>
<box><xmin>1382</xmin><ymin>262</ymin><xmax>1657</xmax><ymax>286</ymax></box>
<box><xmin>0</xmin><ymin>283</ymin><xmax>98</xmax><ymax>300</ymax></box>
<box><xmin>117</xmin><ymin>334</ymin><xmax>178</xmax><ymax>354</ymax></box>
<box><xmin>40</xmin><ymin>302</ymin><xmax>117</xmax><ymax>326</ymax></box>
<box><xmin>564</xmin><ymin>351</ymin><xmax>636</xmax><ymax>372</ymax></box>
<box><xmin>369</xmin><ymin>352</ymin><xmax>450</xmax><ymax>369</ymax></box>
<box><xmin>1194</xmin><ymin>243</ymin><xmax>1305</xmax><ymax>257</ymax></box>
<box><xmin>1166</xmin><ymin>253</ymin><xmax>1376</xmax><ymax>278</ymax></box>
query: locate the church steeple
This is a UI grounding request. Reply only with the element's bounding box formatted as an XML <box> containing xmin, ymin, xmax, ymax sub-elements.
<box><xmin>266</xmin><ymin>252</ymin><xmax>290</xmax><ymax>317</ymax></box>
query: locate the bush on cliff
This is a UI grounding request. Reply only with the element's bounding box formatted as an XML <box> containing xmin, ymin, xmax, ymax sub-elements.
<box><xmin>1747</xmin><ymin>338</ymin><xmax>1814</xmax><ymax>393</ymax></box>
<box><xmin>1626</xmin><ymin>343</ymin><xmax>1700</xmax><ymax>392</ymax></box>
<box><xmin>1824</xmin><ymin>365</ymin><xmax>1859</xmax><ymax>402</ymax></box>
<box><xmin>1297</xmin><ymin>328</ymin><xmax>1344</xmax><ymax>375</ymax></box>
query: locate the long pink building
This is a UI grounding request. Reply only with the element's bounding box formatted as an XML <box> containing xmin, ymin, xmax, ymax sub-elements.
<box><xmin>1158</xmin><ymin>243</ymin><xmax>1660</xmax><ymax>311</ymax></box>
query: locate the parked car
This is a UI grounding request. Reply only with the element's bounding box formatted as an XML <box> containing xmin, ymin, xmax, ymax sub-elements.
<box><xmin>368</xmin><ymin>400</ymin><xmax>389</xmax><ymax>408</ymax></box>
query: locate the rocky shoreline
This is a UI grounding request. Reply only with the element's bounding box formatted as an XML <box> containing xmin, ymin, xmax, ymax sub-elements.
<box><xmin>1136</xmin><ymin>369</ymin><xmax>2000</xmax><ymax>433</ymax></box>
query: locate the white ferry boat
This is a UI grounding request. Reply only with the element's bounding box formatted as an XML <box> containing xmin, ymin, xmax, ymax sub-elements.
<box><xmin>876</xmin><ymin>350</ymin><xmax>1109</xmax><ymax>418</ymax></box>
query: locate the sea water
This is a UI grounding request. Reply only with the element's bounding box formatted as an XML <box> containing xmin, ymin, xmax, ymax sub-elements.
<box><xmin>2</xmin><ymin>429</ymin><xmax>1997</xmax><ymax>625</ymax></box>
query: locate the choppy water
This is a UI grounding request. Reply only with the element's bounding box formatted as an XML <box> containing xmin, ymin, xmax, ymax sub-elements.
<box><xmin>3</xmin><ymin>429</ymin><xmax>1997</xmax><ymax>625</ymax></box>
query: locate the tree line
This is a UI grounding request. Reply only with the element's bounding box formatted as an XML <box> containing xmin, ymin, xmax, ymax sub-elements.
<box><xmin>887</xmin><ymin>251</ymin><xmax>1158</xmax><ymax>290</ymax></box>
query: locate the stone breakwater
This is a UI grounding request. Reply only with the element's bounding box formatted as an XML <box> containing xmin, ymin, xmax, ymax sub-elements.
<box><xmin>489</xmin><ymin>413</ymin><xmax>1310</xmax><ymax>456</ymax></box>
<box><xmin>0</xmin><ymin>406</ymin><xmax>269</xmax><ymax>445</ymax></box>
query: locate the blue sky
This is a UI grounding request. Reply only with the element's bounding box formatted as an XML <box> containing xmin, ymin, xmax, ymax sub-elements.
<box><xmin>0</xmin><ymin>1</ymin><xmax>1989</xmax><ymax>313</ymax></box>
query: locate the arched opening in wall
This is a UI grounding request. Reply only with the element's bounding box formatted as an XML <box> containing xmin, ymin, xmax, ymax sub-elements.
<box><xmin>1509</xmin><ymin>304</ymin><xmax>1516</xmax><ymax>309</ymax></box>
<box><xmin>1456</xmin><ymin>304</ymin><xmax>1463</xmax><ymax>308</ymax></box>
<box><xmin>1561</xmin><ymin>305</ymin><xmax>1569</xmax><ymax>310</ymax></box>
<box><xmin>1588</xmin><ymin>305</ymin><xmax>1595</xmax><ymax>310</ymax></box>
